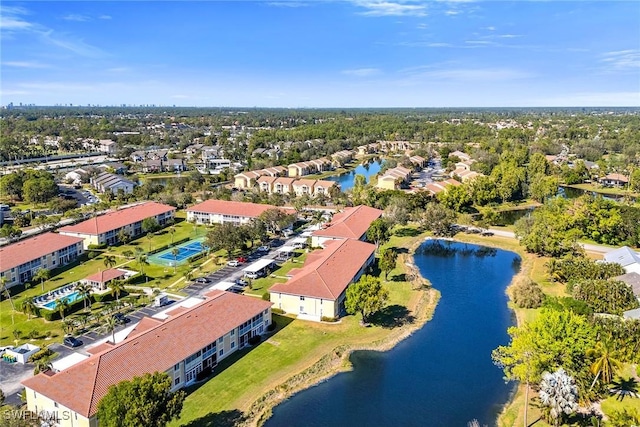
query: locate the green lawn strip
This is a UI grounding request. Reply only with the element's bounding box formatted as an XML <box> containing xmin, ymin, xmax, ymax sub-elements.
<box><xmin>599</xmin><ymin>364</ymin><xmax>640</xmax><ymax>418</ymax></box>
<box><xmin>565</xmin><ymin>183</ymin><xmax>639</xmax><ymax>198</ymax></box>
<box><xmin>244</xmin><ymin>252</ymin><xmax>308</xmax><ymax>296</ymax></box>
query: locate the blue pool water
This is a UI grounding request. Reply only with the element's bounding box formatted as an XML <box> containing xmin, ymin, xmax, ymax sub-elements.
<box><xmin>42</xmin><ymin>291</ymin><xmax>82</xmax><ymax>310</ymax></box>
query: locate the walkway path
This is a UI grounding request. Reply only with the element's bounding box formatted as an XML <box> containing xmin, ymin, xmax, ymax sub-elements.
<box><xmin>487</xmin><ymin>228</ymin><xmax>616</xmax><ymax>254</ymax></box>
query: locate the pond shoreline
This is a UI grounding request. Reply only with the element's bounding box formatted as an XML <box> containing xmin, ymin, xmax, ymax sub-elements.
<box><xmin>241</xmin><ymin>236</ymin><xmax>439</xmax><ymax>427</ymax></box>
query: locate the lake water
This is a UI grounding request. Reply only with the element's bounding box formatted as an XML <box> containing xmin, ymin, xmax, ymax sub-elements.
<box><xmin>326</xmin><ymin>160</ymin><xmax>383</xmax><ymax>191</ymax></box>
<box><xmin>266</xmin><ymin>240</ymin><xmax>519</xmax><ymax>427</ymax></box>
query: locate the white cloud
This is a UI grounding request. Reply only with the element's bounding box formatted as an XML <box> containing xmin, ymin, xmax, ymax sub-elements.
<box><xmin>63</xmin><ymin>14</ymin><xmax>90</xmax><ymax>22</ymax></box>
<box><xmin>342</xmin><ymin>68</ymin><xmax>382</xmax><ymax>77</ymax></box>
<box><xmin>465</xmin><ymin>40</ymin><xmax>494</xmax><ymax>45</ymax></box>
<box><xmin>0</xmin><ymin>6</ymin><xmax>33</xmax><ymax>31</ymax></box>
<box><xmin>483</xmin><ymin>26</ymin><xmax>496</xmax><ymax>31</ymax></box>
<box><xmin>497</xmin><ymin>34</ymin><xmax>522</xmax><ymax>39</ymax></box>
<box><xmin>355</xmin><ymin>1</ymin><xmax>428</xmax><ymax>17</ymax></box>
<box><xmin>99</xmin><ymin>15</ymin><xmax>112</xmax><ymax>20</ymax></box>
<box><xmin>399</xmin><ymin>65</ymin><xmax>533</xmax><ymax>82</ymax></box>
<box><xmin>601</xmin><ymin>50</ymin><xmax>640</xmax><ymax>71</ymax></box>
<box><xmin>2</xmin><ymin>61</ymin><xmax>50</xmax><ymax>68</ymax></box>
<box><xmin>444</xmin><ymin>10</ymin><xmax>460</xmax><ymax>15</ymax></box>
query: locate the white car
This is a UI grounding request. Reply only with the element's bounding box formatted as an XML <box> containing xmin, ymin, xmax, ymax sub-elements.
<box><xmin>257</xmin><ymin>245</ymin><xmax>270</xmax><ymax>253</ymax></box>
<box><xmin>227</xmin><ymin>260</ymin><xmax>240</xmax><ymax>267</ymax></box>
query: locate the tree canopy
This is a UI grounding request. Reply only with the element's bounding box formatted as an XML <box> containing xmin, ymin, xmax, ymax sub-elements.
<box><xmin>97</xmin><ymin>372</ymin><xmax>185</xmax><ymax>427</ymax></box>
<box><xmin>345</xmin><ymin>275</ymin><xmax>389</xmax><ymax>323</ymax></box>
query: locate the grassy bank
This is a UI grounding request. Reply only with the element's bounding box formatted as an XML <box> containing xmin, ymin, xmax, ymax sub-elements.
<box><xmin>171</xmin><ymin>229</ymin><xmax>438</xmax><ymax>427</ymax></box>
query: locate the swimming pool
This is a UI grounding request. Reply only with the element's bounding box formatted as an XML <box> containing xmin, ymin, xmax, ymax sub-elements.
<box><xmin>148</xmin><ymin>239</ymin><xmax>207</xmax><ymax>266</ymax></box>
<box><xmin>41</xmin><ymin>291</ymin><xmax>83</xmax><ymax>310</ymax></box>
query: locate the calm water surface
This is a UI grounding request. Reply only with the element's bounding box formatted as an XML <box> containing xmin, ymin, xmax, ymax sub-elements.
<box><xmin>266</xmin><ymin>240</ymin><xmax>519</xmax><ymax>427</ymax></box>
<box><xmin>326</xmin><ymin>160</ymin><xmax>383</xmax><ymax>191</ymax></box>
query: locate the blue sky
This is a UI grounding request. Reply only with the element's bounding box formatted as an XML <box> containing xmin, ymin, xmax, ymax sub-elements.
<box><xmin>1</xmin><ymin>1</ymin><xmax>639</xmax><ymax>107</ymax></box>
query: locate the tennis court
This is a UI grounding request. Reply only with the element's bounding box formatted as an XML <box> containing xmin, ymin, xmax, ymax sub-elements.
<box><xmin>148</xmin><ymin>238</ymin><xmax>207</xmax><ymax>266</ymax></box>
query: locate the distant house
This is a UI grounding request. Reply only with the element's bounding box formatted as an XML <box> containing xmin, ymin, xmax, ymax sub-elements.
<box><xmin>233</xmin><ymin>166</ymin><xmax>287</xmax><ymax>189</ymax></box>
<box><xmin>409</xmin><ymin>155</ymin><xmax>427</xmax><ymax>169</ymax></box>
<box><xmin>91</xmin><ymin>172</ymin><xmax>136</xmax><ymax>194</ymax></box>
<box><xmin>613</xmin><ymin>272</ymin><xmax>640</xmax><ymax>301</ymax></box>
<box><xmin>603</xmin><ymin>246</ymin><xmax>640</xmax><ymax>275</ymax></box>
<box><xmin>98</xmin><ymin>139</ymin><xmax>117</xmax><ymax>155</ymax></box>
<box><xmin>449</xmin><ymin>150</ymin><xmax>471</xmax><ymax>162</ymax></box>
<box><xmin>272</xmin><ymin>177</ymin><xmax>296</xmax><ymax>195</ymax></box>
<box><xmin>376</xmin><ymin>166</ymin><xmax>412</xmax><ymax>190</ymax></box>
<box><xmin>311</xmin><ymin>205</ymin><xmax>383</xmax><ymax>247</ymax></box>
<box><xmin>598</xmin><ymin>173</ymin><xmax>629</xmax><ymax>187</ymax></box>
<box><xmin>331</xmin><ymin>151</ymin><xmax>353</xmax><ymax>165</ymax></box>
<box><xmin>424</xmin><ymin>179</ymin><xmax>462</xmax><ymax>195</ymax></box>
<box><xmin>270</xmin><ymin>239</ymin><xmax>376</xmax><ymax>321</ymax></box>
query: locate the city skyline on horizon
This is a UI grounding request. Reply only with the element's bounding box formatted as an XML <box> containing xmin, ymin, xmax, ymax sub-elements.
<box><xmin>1</xmin><ymin>1</ymin><xmax>639</xmax><ymax>108</ymax></box>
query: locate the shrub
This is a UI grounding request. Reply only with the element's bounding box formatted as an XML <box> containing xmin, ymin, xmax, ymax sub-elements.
<box><xmin>543</xmin><ymin>296</ymin><xmax>593</xmax><ymax>316</ymax></box>
<box><xmin>28</xmin><ymin>330</ymin><xmax>39</xmax><ymax>340</ymax></box>
<box><xmin>262</xmin><ymin>292</ymin><xmax>270</xmax><ymax>301</ymax></box>
<box><xmin>321</xmin><ymin>316</ymin><xmax>338</xmax><ymax>322</ymax></box>
<box><xmin>87</xmin><ymin>251</ymin><xmax>98</xmax><ymax>259</ymax></box>
<box><xmin>272</xmin><ymin>308</ymin><xmax>285</xmax><ymax>315</ymax></box>
<box><xmin>28</xmin><ymin>348</ymin><xmax>53</xmax><ymax>363</ymax></box>
<box><xmin>41</xmin><ymin>309</ymin><xmax>58</xmax><ymax>321</ymax></box>
<box><xmin>88</xmin><ymin>243</ymin><xmax>108</xmax><ymax>250</ymax></box>
<box><xmin>248</xmin><ymin>335</ymin><xmax>261</xmax><ymax>345</ymax></box>
<box><xmin>511</xmin><ymin>280</ymin><xmax>544</xmax><ymax>309</ymax></box>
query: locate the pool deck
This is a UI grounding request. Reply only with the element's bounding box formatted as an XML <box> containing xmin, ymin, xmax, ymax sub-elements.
<box><xmin>35</xmin><ymin>284</ymin><xmax>78</xmax><ymax>309</ymax></box>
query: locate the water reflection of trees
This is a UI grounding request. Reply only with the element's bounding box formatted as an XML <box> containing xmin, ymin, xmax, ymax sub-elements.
<box><xmin>416</xmin><ymin>240</ymin><xmax>498</xmax><ymax>258</ymax></box>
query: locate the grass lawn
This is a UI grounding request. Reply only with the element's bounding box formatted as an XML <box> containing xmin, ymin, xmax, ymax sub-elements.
<box><xmin>565</xmin><ymin>183</ymin><xmax>639</xmax><ymax>198</ymax></box>
<box><xmin>243</xmin><ymin>252</ymin><xmax>308</xmax><ymax>296</ymax></box>
<box><xmin>171</xmin><ymin>229</ymin><xmax>429</xmax><ymax>426</ymax></box>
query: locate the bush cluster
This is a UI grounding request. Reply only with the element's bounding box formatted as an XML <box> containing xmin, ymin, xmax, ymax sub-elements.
<box><xmin>511</xmin><ymin>280</ymin><xmax>544</xmax><ymax>309</ymax></box>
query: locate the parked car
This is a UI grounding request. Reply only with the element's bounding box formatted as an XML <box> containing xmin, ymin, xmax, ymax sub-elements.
<box><xmin>63</xmin><ymin>336</ymin><xmax>83</xmax><ymax>348</ymax></box>
<box><xmin>194</xmin><ymin>277</ymin><xmax>210</xmax><ymax>284</ymax></box>
<box><xmin>236</xmin><ymin>278</ymin><xmax>248</xmax><ymax>286</ymax></box>
<box><xmin>257</xmin><ymin>245</ymin><xmax>270</xmax><ymax>253</ymax></box>
<box><xmin>244</xmin><ymin>271</ymin><xmax>262</xmax><ymax>279</ymax></box>
<box><xmin>112</xmin><ymin>313</ymin><xmax>130</xmax><ymax>325</ymax></box>
<box><xmin>237</xmin><ymin>256</ymin><xmax>248</xmax><ymax>264</ymax></box>
<box><xmin>227</xmin><ymin>260</ymin><xmax>240</xmax><ymax>267</ymax></box>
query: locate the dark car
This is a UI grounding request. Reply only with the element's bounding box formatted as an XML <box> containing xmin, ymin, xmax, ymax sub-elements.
<box><xmin>194</xmin><ymin>277</ymin><xmax>210</xmax><ymax>284</ymax></box>
<box><xmin>63</xmin><ymin>336</ymin><xmax>83</xmax><ymax>348</ymax></box>
<box><xmin>112</xmin><ymin>313</ymin><xmax>130</xmax><ymax>325</ymax></box>
<box><xmin>235</xmin><ymin>278</ymin><xmax>249</xmax><ymax>287</ymax></box>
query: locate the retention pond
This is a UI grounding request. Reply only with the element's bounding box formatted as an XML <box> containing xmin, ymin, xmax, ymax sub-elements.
<box><xmin>265</xmin><ymin>239</ymin><xmax>520</xmax><ymax>427</ymax></box>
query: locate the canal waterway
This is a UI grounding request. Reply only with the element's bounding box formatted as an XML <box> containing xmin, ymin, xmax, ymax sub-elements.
<box><xmin>326</xmin><ymin>160</ymin><xmax>383</xmax><ymax>191</ymax></box>
<box><xmin>266</xmin><ymin>239</ymin><xmax>519</xmax><ymax>427</ymax></box>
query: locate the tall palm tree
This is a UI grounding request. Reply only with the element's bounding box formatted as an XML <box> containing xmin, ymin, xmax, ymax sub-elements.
<box><xmin>22</xmin><ymin>297</ymin><xmax>37</xmax><ymax>320</ymax></box>
<box><xmin>146</xmin><ymin>232</ymin><xmax>153</xmax><ymax>252</ymax></box>
<box><xmin>104</xmin><ymin>316</ymin><xmax>117</xmax><ymax>344</ymax></box>
<box><xmin>135</xmin><ymin>247</ymin><xmax>148</xmax><ymax>275</ymax></box>
<box><xmin>169</xmin><ymin>226</ymin><xmax>176</xmax><ymax>245</ymax></box>
<box><xmin>33</xmin><ymin>357</ymin><xmax>52</xmax><ymax>375</ymax></box>
<box><xmin>33</xmin><ymin>267</ymin><xmax>50</xmax><ymax>292</ymax></box>
<box><xmin>103</xmin><ymin>255</ymin><xmax>117</xmax><ymax>270</ymax></box>
<box><xmin>184</xmin><ymin>270</ymin><xmax>193</xmax><ymax>282</ymax></box>
<box><xmin>171</xmin><ymin>247</ymin><xmax>180</xmax><ymax>274</ymax></box>
<box><xmin>62</xmin><ymin>318</ymin><xmax>75</xmax><ymax>335</ymax></box>
<box><xmin>75</xmin><ymin>283</ymin><xmax>93</xmax><ymax>312</ymax></box>
<box><xmin>55</xmin><ymin>298</ymin><xmax>70</xmax><ymax>321</ymax></box>
<box><xmin>588</xmin><ymin>340</ymin><xmax>622</xmax><ymax>389</ymax></box>
<box><xmin>0</xmin><ymin>277</ymin><xmax>15</xmax><ymax>311</ymax></box>
<box><xmin>109</xmin><ymin>279</ymin><xmax>125</xmax><ymax>304</ymax></box>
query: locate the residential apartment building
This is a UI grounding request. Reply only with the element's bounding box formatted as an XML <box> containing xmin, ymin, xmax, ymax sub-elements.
<box><xmin>270</xmin><ymin>239</ymin><xmax>376</xmax><ymax>321</ymax></box>
<box><xmin>98</xmin><ymin>139</ymin><xmax>117</xmax><ymax>155</ymax></box>
<box><xmin>256</xmin><ymin>177</ymin><xmax>338</xmax><ymax>198</ymax></box>
<box><xmin>311</xmin><ymin>205</ymin><xmax>383</xmax><ymax>248</ymax></box>
<box><xmin>234</xmin><ymin>166</ymin><xmax>287</xmax><ymax>189</ymax></box>
<box><xmin>0</xmin><ymin>233</ymin><xmax>84</xmax><ymax>288</ymax></box>
<box><xmin>287</xmin><ymin>158</ymin><xmax>332</xmax><ymax>178</ymax></box>
<box><xmin>376</xmin><ymin>166</ymin><xmax>412</xmax><ymax>190</ymax></box>
<box><xmin>59</xmin><ymin>202</ymin><xmax>175</xmax><ymax>249</ymax></box>
<box><xmin>22</xmin><ymin>291</ymin><xmax>272</xmax><ymax>427</ymax></box>
<box><xmin>186</xmin><ymin>200</ymin><xmax>295</xmax><ymax>226</ymax></box>
<box><xmin>90</xmin><ymin>172</ymin><xmax>136</xmax><ymax>194</ymax></box>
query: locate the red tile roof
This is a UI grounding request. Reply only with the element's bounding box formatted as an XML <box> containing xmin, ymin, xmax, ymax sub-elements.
<box><xmin>58</xmin><ymin>202</ymin><xmax>175</xmax><ymax>236</ymax></box>
<box><xmin>22</xmin><ymin>291</ymin><xmax>272</xmax><ymax>418</ymax></box>
<box><xmin>186</xmin><ymin>200</ymin><xmax>294</xmax><ymax>218</ymax></box>
<box><xmin>312</xmin><ymin>205</ymin><xmax>383</xmax><ymax>240</ymax></box>
<box><xmin>270</xmin><ymin>239</ymin><xmax>375</xmax><ymax>300</ymax></box>
<box><xmin>83</xmin><ymin>269</ymin><xmax>126</xmax><ymax>284</ymax></box>
<box><xmin>0</xmin><ymin>233</ymin><xmax>84</xmax><ymax>272</ymax></box>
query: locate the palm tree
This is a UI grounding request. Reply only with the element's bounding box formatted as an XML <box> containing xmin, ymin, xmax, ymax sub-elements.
<box><xmin>122</xmin><ymin>250</ymin><xmax>134</xmax><ymax>260</ymax></box>
<box><xmin>169</xmin><ymin>226</ymin><xmax>176</xmax><ymax>245</ymax></box>
<box><xmin>146</xmin><ymin>232</ymin><xmax>153</xmax><ymax>252</ymax></box>
<box><xmin>184</xmin><ymin>270</ymin><xmax>193</xmax><ymax>283</ymax></box>
<box><xmin>1</xmin><ymin>277</ymin><xmax>15</xmax><ymax>311</ymax></box>
<box><xmin>33</xmin><ymin>356</ymin><xmax>52</xmax><ymax>375</ymax></box>
<box><xmin>75</xmin><ymin>283</ymin><xmax>93</xmax><ymax>312</ymax></box>
<box><xmin>55</xmin><ymin>298</ymin><xmax>70</xmax><ymax>321</ymax></box>
<box><xmin>135</xmin><ymin>248</ymin><xmax>148</xmax><ymax>275</ymax></box>
<box><xmin>103</xmin><ymin>255</ymin><xmax>117</xmax><ymax>270</ymax></box>
<box><xmin>62</xmin><ymin>318</ymin><xmax>75</xmax><ymax>335</ymax></box>
<box><xmin>588</xmin><ymin>340</ymin><xmax>622</xmax><ymax>389</ymax></box>
<box><xmin>22</xmin><ymin>297</ymin><xmax>38</xmax><ymax>320</ymax></box>
<box><xmin>171</xmin><ymin>247</ymin><xmax>180</xmax><ymax>274</ymax></box>
<box><xmin>109</xmin><ymin>279</ymin><xmax>125</xmax><ymax>304</ymax></box>
<box><xmin>33</xmin><ymin>267</ymin><xmax>50</xmax><ymax>292</ymax></box>
<box><xmin>103</xmin><ymin>316</ymin><xmax>117</xmax><ymax>344</ymax></box>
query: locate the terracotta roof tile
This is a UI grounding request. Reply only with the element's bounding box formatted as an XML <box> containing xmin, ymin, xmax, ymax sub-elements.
<box><xmin>270</xmin><ymin>239</ymin><xmax>375</xmax><ymax>300</ymax></box>
<box><xmin>83</xmin><ymin>269</ymin><xmax>126</xmax><ymax>284</ymax></box>
<box><xmin>312</xmin><ymin>205</ymin><xmax>383</xmax><ymax>240</ymax></box>
<box><xmin>22</xmin><ymin>292</ymin><xmax>272</xmax><ymax>418</ymax></box>
<box><xmin>0</xmin><ymin>233</ymin><xmax>84</xmax><ymax>272</ymax></box>
<box><xmin>58</xmin><ymin>202</ymin><xmax>175</xmax><ymax>236</ymax></box>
